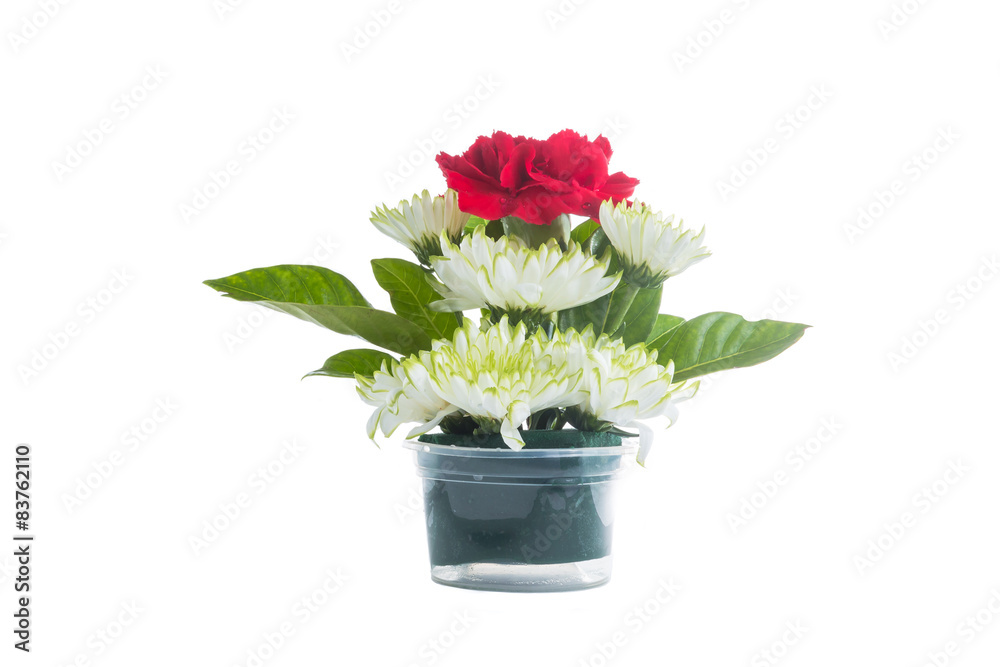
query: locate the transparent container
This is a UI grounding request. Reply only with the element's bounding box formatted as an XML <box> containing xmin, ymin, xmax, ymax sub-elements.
<box><xmin>405</xmin><ymin>434</ymin><xmax>636</xmax><ymax>592</ymax></box>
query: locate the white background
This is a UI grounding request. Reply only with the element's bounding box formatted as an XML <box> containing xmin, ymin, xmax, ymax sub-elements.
<box><xmin>3</xmin><ymin>0</ymin><xmax>1000</xmax><ymax>665</ymax></box>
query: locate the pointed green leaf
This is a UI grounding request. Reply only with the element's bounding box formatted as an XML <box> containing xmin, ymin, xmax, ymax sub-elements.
<box><xmin>557</xmin><ymin>274</ymin><xmax>647</xmax><ymax>341</ymax></box>
<box><xmin>557</xmin><ymin>293</ymin><xmax>610</xmax><ymax>334</ymax></box>
<box><xmin>371</xmin><ymin>258</ymin><xmax>458</xmax><ymax>342</ymax></box>
<box><xmin>654</xmin><ymin>312</ymin><xmax>808</xmax><ymax>382</ymax></box>
<box><xmin>557</xmin><ymin>287</ymin><xmax>617</xmax><ymax>337</ymax></box>
<box><xmin>621</xmin><ymin>287</ymin><xmax>662</xmax><ymax>347</ymax></box>
<box><xmin>556</xmin><ymin>237</ymin><xmax>625</xmax><ymax>336</ymax></box>
<box><xmin>587</xmin><ymin>227</ymin><xmax>612</xmax><ymax>257</ymax></box>
<box><xmin>463</xmin><ymin>215</ymin><xmax>487</xmax><ymax>234</ymax></box>
<box><xmin>646</xmin><ymin>314</ymin><xmax>686</xmax><ymax>349</ymax></box>
<box><xmin>203</xmin><ymin>264</ymin><xmax>370</xmax><ymax>306</ymax></box>
<box><xmin>304</xmin><ymin>349</ymin><xmax>395</xmax><ymax>379</ymax></box>
<box><xmin>205</xmin><ymin>265</ymin><xmax>430</xmax><ymax>355</ymax></box>
<box><xmin>259</xmin><ymin>303</ymin><xmax>430</xmax><ymax>355</ymax></box>
<box><xmin>570</xmin><ymin>220</ymin><xmax>600</xmax><ymax>247</ymax></box>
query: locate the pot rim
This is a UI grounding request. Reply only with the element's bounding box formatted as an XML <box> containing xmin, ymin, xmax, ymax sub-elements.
<box><xmin>403</xmin><ymin>439</ymin><xmax>639</xmax><ymax>459</ymax></box>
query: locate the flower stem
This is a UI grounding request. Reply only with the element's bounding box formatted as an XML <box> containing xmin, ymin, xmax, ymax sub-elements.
<box><xmin>602</xmin><ymin>282</ymin><xmax>640</xmax><ymax>337</ymax></box>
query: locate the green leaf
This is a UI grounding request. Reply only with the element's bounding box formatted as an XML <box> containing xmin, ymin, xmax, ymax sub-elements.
<box><xmin>502</xmin><ymin>214</ymin><xmax>570</xmax><ymax>248</ymax></box>
<box><xmin>204</xmin><ymin>265</ymin><xmax>430</xmax><ymax>355</ymax></box>
<box><xmin>570</xmin><ymin>220</ymin><xmax>600</xmax><ymax>247</ymax></box>
<box><xmin>653</xmin><ymin>312</ymin><xmax>809</xmax><ymax>382</ymax></box>
<box><xmin>557</xmin><ymin>293</ymin><xmax>610</xmax><ymax>335</ymax></box>
<box><xmin>203</xmin><ymin>264</ymin><xmax>370</xmax><ymax>307</ymax></box>
<box><xmin>604</xmin><ymin>283</ymin><xmax>640</xmax><ymax>339</ymax></box>
<box><xmin>555</xmin><ymin>234</ymin><xmax>625</xmax><ymax>336</ymax></box>
<box><xmin>557</xmin><ymin>275</ymin><xmax>648</xmax><ymax>341</ymax></box>
<box><xmin>484</xmin><ymin>218</ymin><xmax>505</xmax><ymax>240</ymax></box>
<box><xmin>587</xmin><ymin>227</ymin><xmax>613</xmax><ymax>258</ymax></box>
<box><xmin>556</xmin><ymin>286</ymin><xmax>620</xmax><ymax>337</ymax></box>
<box><xmin>463</xmin><ymin>215</ymin><xmax>487</xmax><ymax>234</ymax></box>
<box><xmin>304</xmin><ymin>349</ymin><xmax>395</xmax><ymax>379</ymax></box>
<box><xmin>621</xmin><ymin>287</ymin><xmax>662</xmax><ymax>347</ymax></box>
<box><xmin>371</xmin><ymin>258</ymin><xmax>458</xmax><ymax>341</ymax></box>
<box><xmin>262</xmin><ymin>303</ymin><xmax>431</xmax><ymax>355</ymax></box>
<box><xmin>646</xmin><ymin>314</ymin><xmax>687</xmax><ymax>348</ymax></box>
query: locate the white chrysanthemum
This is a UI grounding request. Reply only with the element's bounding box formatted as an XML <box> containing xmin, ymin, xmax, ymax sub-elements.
<box><xmin>354</xmin><ymin>319</ymin><xmax>695</xmax><ymax>460</ymax></box>
<box><xmin>528</xmin><ymin>324</ymin><xmax>591</xmax><ymax>376</ymax></box>
<box><xmin>570</xmin><ymin>333</ymin><xmax>698</xmax><ymax>465</ymax></box>
<box><xmin>356</xmin><ymin>352</ymin><xmax>458</xmax><ymax>441</ymax></box>
<box><xmin>429</xmin><ymin>226</ymin><xmax>620</xmax><ymax>319</ymax></box>
<box><xmin>426</xmin><ymin>318</ymin><xmax>585</xmax><ymax>449</ymax></box>
<box><xmin>599</xmin><ymin>200</ymin><xmax>710</xmax><ymax>288</ymax></box>
<box><xmin>370</xmin><ymin>189</ymin><xmax>470</xmax><ymax>265</ymax></box>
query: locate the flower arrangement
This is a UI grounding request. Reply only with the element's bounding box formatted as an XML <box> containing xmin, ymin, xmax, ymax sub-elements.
<box><xmin>205</xmin><ymin>130</ymin><xmax>807</xmax><ymax>464</ymax></box>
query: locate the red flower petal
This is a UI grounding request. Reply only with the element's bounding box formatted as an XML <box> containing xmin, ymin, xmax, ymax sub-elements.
<box><xmin>594</xmin><ymin>135</ymin><xmax>613</xmax><ymax>160</ymax></box>
<box><xmin>436</xmin><ymin>129</ymin><xmax>637</xmax><ymax>225</ymax></box>
<box><xmin>499</xmin><ymin>141</ymin><xmax>536</xmax><ymax>192</ymax></box>
<box><xmin>600</xmin><ymin>171</ymin><xmax>641</xmax><ymax>197</ymax></box>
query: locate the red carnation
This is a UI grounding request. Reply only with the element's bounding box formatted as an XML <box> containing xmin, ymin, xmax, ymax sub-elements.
<box><xmin>436</xmin><ymin>130</ymin><xmax>639</xmax><ymax>225</ymax></box>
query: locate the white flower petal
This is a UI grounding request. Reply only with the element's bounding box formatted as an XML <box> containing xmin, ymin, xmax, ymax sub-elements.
<box><xmin>500</xmin><ymin>417</ymin><xmax>526</xmax><ymax>450</ymax></box>
<box><xmin>570</xmin><ymin>332</ymin><xmax>697</xmax><ymax>461</ymax></box>
<box><xmin>370</xmin><ymin>190</ymin><xmax>469</xmax><ymax>261</ymax></box>
<box><xmin>635</xmin><ymin>422</ymin><xmax>655</xmax><ymax>466</ymax></box>
<box><xmin>353</xmin><ymin>315</ymin><xmax>694</xmax><ymax>462</ymax></box>
<box><xmin>599</xmin><ymin>200</ymin><xmax>711</xmax><ymax>287</ymax></box>
<box><xmin>429</xmin><ymin>226</ymin><xmax>619</xmax><ymax>314</ymax></box>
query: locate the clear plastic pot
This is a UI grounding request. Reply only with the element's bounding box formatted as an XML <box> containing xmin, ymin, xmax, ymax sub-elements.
<box><xmin>405</xmin><ymin>433</ymin><xmax>636</xmax><ymax>592</ymax></box>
